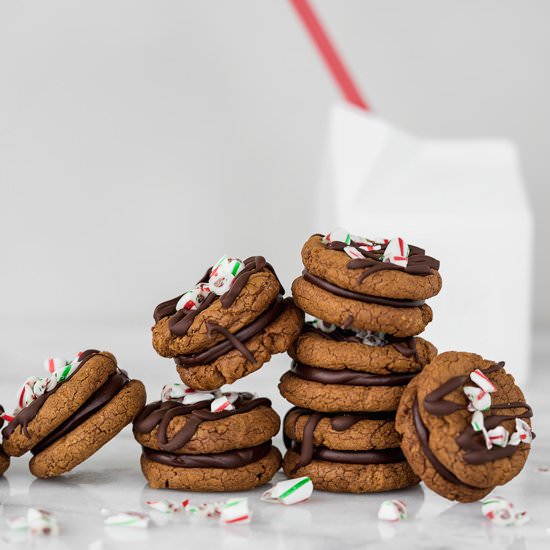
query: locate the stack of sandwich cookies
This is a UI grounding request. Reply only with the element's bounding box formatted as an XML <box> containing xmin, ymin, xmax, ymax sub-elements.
<box><xmin>152</xmin><ymin>255</ymin><xmax>303</xmax><ymax>390</ymax></box>
<box><xmin>396</xmin><ymin>351</ymin><xmax>534</xmax><ymax>502</ymax></box>
<box><xmin>279</xmin><ymin>229</ymin><xmax>441</xmax><ymax>492</ymax></box>
<box><xmin>0</xmin><ymin>406</ymin><xmax>10</xmax><ymax>475</ymax></box>
<box><xmin>1</xmin><ymin>350</ymin><xmax>146</xmax><ymax>478</ymax></box>
<box><xmin>134</xmin><ymin>386</ymin><xmax>281</xmax><ymax>491</ymax></box>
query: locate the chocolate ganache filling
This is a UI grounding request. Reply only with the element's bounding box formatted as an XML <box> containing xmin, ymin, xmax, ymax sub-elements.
<box><xmin>290</xmin><ymin>361</ymin><xmax>416</xmax><ymax>387</ymax></box>
<box><xmin>284</xmin><ymin>407</ymin><xmax>397</xmax><ymax>469</ymax></box>
<box><xmin>175</xmin><ymin>296</ymin><xmax>286</xmax><ymax>367</ymax></box>
<box><xmin>31</xmin><ymin>370</ymin><xmax>130</xmax><ymax>455</ymax></box>
<box><xmin>153</xmin><ymin>256</ymin><xmax>283</xmax><ymax>338</ymax></box>
<box><xmin>303</xmin><ymin>323</ymin><xmax>420</xmax><ymax>360</ymax></box>
<box><xmin>302</xmin><ymin>271</ymin><xmax>425</xmax><ymax>308</ymax></box>
<box><xmin>142</xmin><ymin>440</ymin><xmax>272</xmax><ymax>469</ymax></box>
<box><xmin>417</xmin><ymin>361</ymin><xmax>534</xmax><ymax>473</ymax></box>
<box><xmin>133</xmin><ymin>392</ymin><xmax>270</xmax><ymax>453</ymax></box>
<box><xmin>322</xmin><ymin>235</ymin><xmax>440</xmax><ymax>282</ymax></box>
<box><xmin>2</xmin><ymin>349</ymin><xmax>100</xmax><ymax>439</ymax></box>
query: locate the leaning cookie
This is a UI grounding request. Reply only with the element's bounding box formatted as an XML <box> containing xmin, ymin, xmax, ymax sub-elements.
<box><xmin>282</xmin><ymin>408</ymin><xmax>419</xmax><ymax>493</ymax></box>
<box><xmin>1</xmin><ymin>350</ymin><xmax>146</xmax><ymax>478</ymax></box>
<box><xmin>134</xmin><ymin>385</ymin><xmax>282</xmax><ymax>491</ymax></box>
<box><xmin>152</xmin><ymin>255</ymin><xmax>303</xmax><ymax>389</ymax></box>
<box><xmin>289</xmin><ymin>321</ymin><xmax>437</xmax><ymax>374</ymax></box>
<box><xmin>0</xmin><ymin>406</ymin><xmax>10</xmax><ymax>475</ymax></box>
<box><xmin>396</xmin><ymin>352</ymin><xmax>534</xmax><ymax>503</ymax></box>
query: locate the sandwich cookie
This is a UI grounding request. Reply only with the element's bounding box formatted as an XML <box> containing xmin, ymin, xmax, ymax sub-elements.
<box><xmin>292</xmin><ymin>232</ymin><xmax>441</xmax><ymax>337</ymax></box>
<box><xmin>396</xmin><ymin>352</ymin><xmax>534</xmax><ymax>502</ymax></box>
<box><xmin>134</xmin><ymin>385</ymin><xmax>281</xmax><ymax>491</ymax></box>
<box><xmin>0</xmin><ymin>406</ymin><xmax>10</xmax><ymax>475</ymax></box>
<box><xmin>1</xmin><ymin>350</ymin><xmax>146</xmax><ymax>478</ymax></box>
<box><xmin>282</xmin><ymin>408</ymin><xmax>419</xmax><ymax>493</ymax></box>
<box><xmin>152</xmin><ymin>255</ymin><xmax>303</xmax><ymax>389</ymax></box>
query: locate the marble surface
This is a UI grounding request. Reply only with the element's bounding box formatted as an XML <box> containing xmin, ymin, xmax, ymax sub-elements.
<box><xmin>0</xmin><ymin>331</ymin><xmax>549</xmax><ymax>550</ymax></box>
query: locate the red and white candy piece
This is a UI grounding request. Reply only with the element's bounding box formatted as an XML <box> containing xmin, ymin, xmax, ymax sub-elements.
<box><xmin>509</xmin><ymin>418</ymin><xmax>533</xmax><ymax>446</ymax></box>
<box><xmin>219</xmin><ymin>498</ymin><xmax>252</xmax><ymax>525</ymax></box>
<box><xmin>182</xmin><ymin>391</ymin><xmax>216</xmax><ymax>405</ymax></box>
<box><xmin>486</xmin><ymin>426</ymin><xmax>510</xmax><ymax>448</ymax></box>
<box><xmin>382</xmin><ymin>237</ymin><xmax>410</xmax><ymax>267</ymax></box>
<box><xmin>1</xmin><ymin>411</ymin><xmax>14</xmax><ymax>423</ymax></box>
<box><xmin>261</xmin><ymin>476</ymin><xmax>313</xmax><ymax>505</ymax></box>
<box><xmin>25</xmin><ymin>509</ymin><xmax>59</xmax><ymax>536</ymax></box>
<box><xmin>145</xmin><ymin>500</ymin><xmax>181</xmax><ymax>514</ymax></box>
<box><xmin>210</xmin><ymin>396</ymin><xmax>235</xmax><ymax>413</ymax></box>
<box><xmin>15</xmin><ymin>377</ymin><xmax>44</xmax><ymax>412</ymax></box>
<box><xmin>343</xmin><ymin>246</ymin><xmax>364</xmax><ymax>260</ymax></box>
<box><xmin>377</xmin><ymin>500</ymin><xmax>408</xmax><ymax>522</ymax></box>
<box><xmin>481</xmin><ymin>497</ymin><xmax>528</xmax><ymax>527</ymax></box>
<box><xmin>43</xmin><ymin>357</ymin><xmax>67</xmax><ymax>374</ymax></box>
<box><xmin>176</xmin><ymin>283</ymin><xmax>211</xmax><ymax>312</ymax></box>
<box><xmin>209</xmin><ymin>255</ymin><xmax>244</xmax><ymax>296</ymax></box>
<box><xmin>470</xmin><ymin>369</ymin><xmax>497</xmax><ymax>393</ymax></box>
<box><xmin>464</xmin><ymin>386</ymin><xmax>492</xmax><ymax>412</ymax></box>
<box><xmin>160</xmin><ymin>383</ymin><xmax>189</xmax><ymax>402</ymax></box>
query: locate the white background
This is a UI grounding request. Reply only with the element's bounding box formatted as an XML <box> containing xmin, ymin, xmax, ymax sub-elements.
<box><xmin>0</xmin><ymin>1</ymin><xmax>548</xmax><ymax>383</ymax></box>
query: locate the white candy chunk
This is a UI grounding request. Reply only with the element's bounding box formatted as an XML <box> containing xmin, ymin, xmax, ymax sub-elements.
<box><xmin>220</xmin><ymin>498</ymin><xmax>252</xmax><ymax>524</ymax></box>
<box><xmin>509</xmin><ymin>418</ymin><xmax>533</xmax><ymax>446</ymax></box>
<box><xmin>481</xmin><ymin>497</ymin><xmax>528</xmax><ymax>527</ymax></box>
<box><xmin>209</xmin><ymin>256</ymin><xmax>244</xmax><ymax>295</ymax></box>
<box><xmin>470</xmin><ymin>368</ymin><xmax>497</xmax><ymax>392</ymax></box>
<box><xmin>210</xmin><ymin>396</ymin><xmax>234</xmax><ymax>413</ymax></box>
<box><xmin>27</xmin><ymin>508</ymin><xmax>59</xmax><ymax>536</ymax></box>
<box><xmin>343</xmin><ymin>246</ymin><xmax>364</xmax><ymax>260</ymax></box>
<box><xmin>145</xmin><ymin>500</ymin><xmax>180</xmax><ymax>514</ymax></box>
<box><xmin>261</xmin><ymin>477</ymin><xmax>314</xmax><ymax>505</ymax></box>
<box><xmin>378</xmin><ymin>500</ymin><xmax>408</xmax><ymax>522</ymax></box>
<box><xmin>464</xmin><ymin>386</ymin><xmax>492</xmax><ymax>411</ymax></box>
<box><xmin>43</xmin><ymin>357</ymin><xmax>67</xmax><ymax>374</ymax></box>
<box><xmin>160</xmin><ymin>382</ymin><xmax>190</xmax><ymax>402</ymax></box>
<box><xmin>487</xmin><ymin>426</ymin><xmax>510</xmax><ymax>448</ymax></box>
<box><xmin>182</xmin><ymin>391</ymin><xmax>216</xmax><ymax>405</ymax></box>
<box><xmin>104</xmin><ymin>512</ymin><xmax>150</xmax><ymax>528</ymax></box>
<box><xmin>382</xmin><ymin>237</ymin><xmax>410</xmax><ymax>267</ymax></box>
<box><xmin>176</xmin><ymin>283</ymin><xmax>211</xmax><ymax>312</ymax></box>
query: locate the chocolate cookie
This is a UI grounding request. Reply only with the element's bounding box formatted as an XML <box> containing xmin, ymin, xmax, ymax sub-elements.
<box><xmin>396</xmin><ymin>352</ymin><xmax>533</xmax><ymax>502</ymax></box>
<box><xmin>1</xmin><ymin>350</ymin><xmax>146</xmax><ymax>478</ymax></box>
<box><xmin>289</xmin><ymin>322</ymin><xmax>437</xmax><ymax>374</ymax></box>
<box><xmin>279</xmin><ymin>363</ymin><xmax>414</xmax><ymax>412</ymax></box>
<box><xmin>134</xmin><ymin>390</ymin><xmax>282</xmax><ymax>491</ymax></box>
<box><xmin>175</xmin><ymin>298</ymin><xmax>303</xmax><ymax>390</ymax></box>
<box><xmin>301</xmin><ymin>234</ymin><xmax>441</xmax><ymax>300</ymax></box>
<box><xmin>0</xmin><ymin>407</ymin><xmax>9</xmax><ymax>475</ymax></box>
<box><xmin>152</xmin><ymin>256</ymin><xmax>303</xmax><ymax>388</ymax></box>
<box><xmin>292</xmin><ymin>276</ymin><xmax>433</xmax><ymax>337</ymax></box>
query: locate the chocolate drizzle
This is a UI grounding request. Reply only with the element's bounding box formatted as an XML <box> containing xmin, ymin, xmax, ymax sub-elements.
<box><xmin>290</xmin><ymin>361</ymin><xmax>416</xmax><ymax>387</ymax></box>
<box><xmin>304</xmin><ymin>323</ymin><xmax>419</xmax><ymax>360</ymax></box>
<box><xmin>419</xmin><ymin>361</ymin><xmax>534</xmax><ymax>469</ymax></box>
<box><xmin>303</xmin><ymin>270</ymin><xmax>425</xmax><ymax>308</ymax></box>
<box><xmin>133</xmin><ymin>392</ymin><xmax>270</xmax><ymax>453</ymax></box>
<box><xmin>153</xmin><ymin>256</ymin><xmax>283</xmax><ymax>338</ymax></box>
<box><xmin>2</xmin><ymin>350</ymin><xmax>100</xmax><ymax>439</ymax></box>
<box><xmin>31</xmin><ymin>370</ymin><xmax>130</xmax><ymax>455</ymax></box>
<box><xmin>143</xmin><ymin>440</ymin><xmax>272</xmax><ymax>469</ymax></box>
<box><xmin>284</xmin><ymin>407</ymin><xmax>396</xmax><ymax>470</ymax></box>
<box><xmin>174</xmin><ymin>296</ymin><xmax>286</xmax><ymax>367</ymax></box>
<box><xmin>324</xmin><ymin>237</ymin><xmax>440</xmax><ymax>282</ymax></box>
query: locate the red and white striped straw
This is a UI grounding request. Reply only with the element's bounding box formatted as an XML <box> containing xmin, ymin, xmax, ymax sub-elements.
<box><xmin>289</xmin><ymin>0</ymin><xmax>370</xmax><ymax>111</ymax></box>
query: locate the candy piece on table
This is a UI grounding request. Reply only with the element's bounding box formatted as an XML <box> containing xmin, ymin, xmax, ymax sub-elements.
<box><xmin>6</xmin><ymin>516</ymin><xmax>30</xmax><ymax>532</ymax></box>
<box><xmin>470</xmin><ymin>369</ymin><xmax>497</xmax><ymax>393</ymax></box>
<box><xmin>509</xmin><ymin>418</ymin><xmax>533</xmax><ymax>446</ymax></box>
<box><xmin>145</xmin><ymin>500</ymin><xmax>181</xmax><ymax>514</ymax></box>
<box><xmin>27</xmin><ymin>509</ymin><xmax>60</xmax><ymax>536</ymax></box>
<box><xmin>464</xmin><ymin>386</ymin><xmax>492</xmax><ymax>411</ymax></box>
<box><xmin>322</xmin><ymin>228</ymin><xmax>351</xmax><ymax>245</ymax></box>
<box><xmin>209</xmin><ymin>255</ymin><xmax>244</xmax><ymax>296</ymax></box>
<box><xmin>261</xmin><ymin>476</ymin><xmax>313</xmax><ymax>505</ymax></box>
<box><xmin>103</xmin><ymin>511</ymin><xmax>150</xmax><ymax>528</ymax></box>
<box><xmin>43</xmin><ymin>357</ymin><xmax>67</xmax><ymax>374</ymax></box>
<box><xmin>381</xmin><ymin>237</ymin><xmax>410</xmax><ymax>267</ymax></box>
<box><xmin>175</xmin><ymin>283</ymin><xmax>211</xmax><ymax>312</ymax></box>
<box><xmin>481</xmin><ymin>497</ymin><xmax>528</xmax><ymax>527</ymax></box>
<box><xmin>210</xmin><ymin>396</ymin><xmax>234</xmax><ymax>413</ymax></box>
<box><xmin>220</xmin><ymin>498</ymin><xmax>252</xmax><ymax>525</ymax></box>
<box><xmin>378</xmin><ymin>500</ymin><xmax>408</xmax><ymax>522</ymax></box>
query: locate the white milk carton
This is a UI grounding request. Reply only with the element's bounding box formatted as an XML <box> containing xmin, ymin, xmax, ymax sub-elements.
<box><xmin>318</xmin><ymin>103</ymin><xmax>533</xmax><ymax>384</ymax></box>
